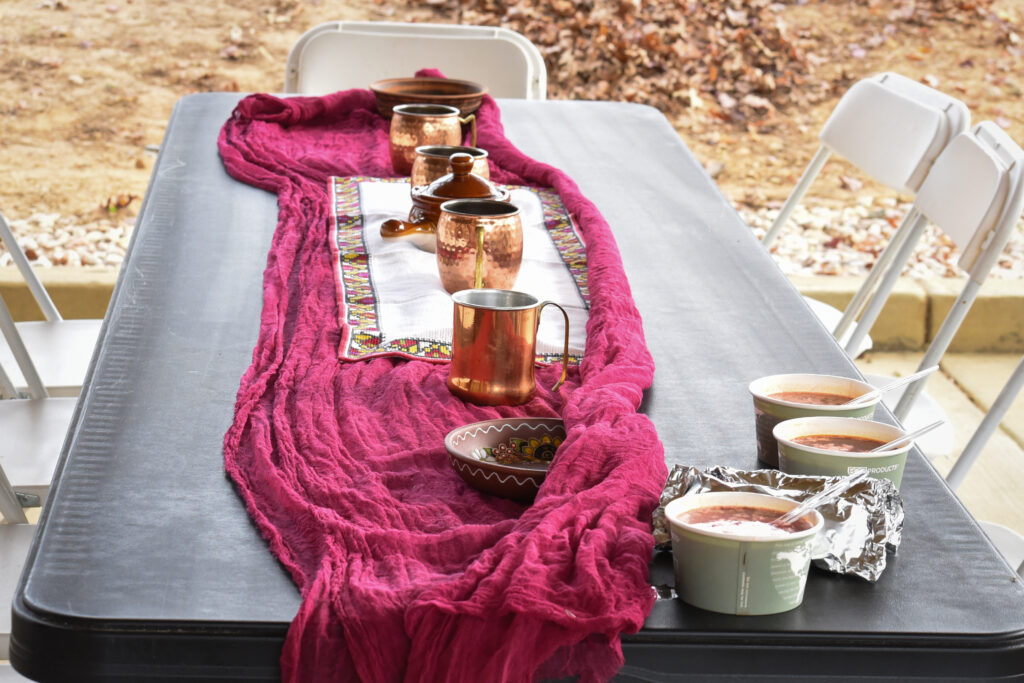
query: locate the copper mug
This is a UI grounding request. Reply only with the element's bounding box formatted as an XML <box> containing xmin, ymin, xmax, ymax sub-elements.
<box><xmin>436</xmin><ymin>199</ymin><xmax>523</xmax><ymax>294</ymax></box>
<box><xmin>448</xmin><ymin>289</ymin><xmax>570</xmax><ymax>406</ymax></box>
<box><xmin>389</xmin><ymin>104</ymin><xmax>477</xmax><ymax>175</ymax></box>
<box><xmin>411</xmin><ymin>145</ymin><xmax>489</xmax><ymax>188</ymax></box>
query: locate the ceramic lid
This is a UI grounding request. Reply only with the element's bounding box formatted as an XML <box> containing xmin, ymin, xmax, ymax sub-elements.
<box><xmin>412</xmin><ymin>153</ymin><xmax>506</xmax><ymax>203</ymax></box>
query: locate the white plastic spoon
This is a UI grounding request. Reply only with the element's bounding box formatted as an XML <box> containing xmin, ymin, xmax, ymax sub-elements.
<box><xmin>772</xmin><ymin>468</ymin><xmax>872</xmax><ymax>528</ymax></box>
<box><xmin>867</xmin><ymin>419</ymin><xmax>946</xmax><ymax>453</ymax></box>
<box><xmin>842</xmin><ymin>365</ymin><xmax>940</xmax><ymax>406</ymax></box>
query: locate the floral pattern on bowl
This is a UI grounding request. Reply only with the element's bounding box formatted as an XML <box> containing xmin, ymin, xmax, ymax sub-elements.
<box><xmin>444</xmin><ymin>417</ymin><xmax>566</xmax><ymax>502</ymax></box>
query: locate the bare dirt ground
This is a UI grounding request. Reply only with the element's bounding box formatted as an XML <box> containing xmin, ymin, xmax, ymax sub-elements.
<box><xmin>0</xmin><ymin>0</ymin><xmax>1021</xmax><ymax>267</ymax></box>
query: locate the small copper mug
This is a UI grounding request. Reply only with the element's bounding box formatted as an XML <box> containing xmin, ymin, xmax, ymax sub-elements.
<box><xmin>436</xmin><ymin>199</ymin><xmax>523</xmax><ymax>294</ymax></box>
<box><xmin>448</xmin><ymin>289</ymin><xmax>570</xmax><ymax>406</ymax></box>
<box><xmin>389</xmin><ymin>104</ymin><xmax>477</xmax><ymax>175</ymax></box>
<box><xmin>411</xmin><ymin>145</ymin><xmax>489</xmax><ymax>188</ymax></box>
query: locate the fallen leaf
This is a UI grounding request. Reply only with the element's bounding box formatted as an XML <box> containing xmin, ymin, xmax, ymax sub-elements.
<box><xmin>839</xmin><ymin>175</ymin><xmax>864</xmax><ymax>191</ymax></box>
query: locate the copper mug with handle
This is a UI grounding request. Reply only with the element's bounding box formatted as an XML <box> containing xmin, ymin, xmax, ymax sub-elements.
<box><xmin>436</xmin><ymin>198</ymin><xmax>523</xmax><ymax>294</ymax></box>
<box><xmin>389</xmin><ymin>104</ymin><xmax>477</xmax><ymax>175</ymax></box>
<box><xmin>448</xmin><ymin>289</ymin><xmax>570</xmax><ymax>406</ymax></box>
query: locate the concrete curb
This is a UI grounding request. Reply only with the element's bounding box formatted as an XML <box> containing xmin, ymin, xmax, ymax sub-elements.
<box><xmin>792</xmin><ymin>276</ymin><xmax>1024</xmax><ymax>352</ymax></box>
<box><xmin>1</xmin><ymin>266</ymin><xmax>117</xmax><ymax>321</ymax></box>
<box><xmin>2</xmin><ymin>267</ymin><xmax>1023</xmax><ymax>352</ymax></box>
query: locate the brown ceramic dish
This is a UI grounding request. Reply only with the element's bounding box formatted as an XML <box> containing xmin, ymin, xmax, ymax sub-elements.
<box><xmin>444</xmin><ymin>417</ymin><xmax>566</xmax><ymax>502</ymax></box>
<box><xmin>380</xmin><ymin>153</ymin><xmax>509</xmax><ymax>252</ymax></box>
<box><xmin>371</xmin><ymin>77</ymin><xmax>487</xmax><ymax>118</ymax></box>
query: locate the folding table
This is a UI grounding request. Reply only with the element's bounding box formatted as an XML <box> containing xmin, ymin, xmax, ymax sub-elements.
<box><xmin>10</xmin><ymin>93</ymin><xmax>1024</xmax><ymax>682</ymax></box>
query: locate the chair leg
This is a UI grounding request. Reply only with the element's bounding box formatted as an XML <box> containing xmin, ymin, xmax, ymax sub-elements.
<box><xmin>947</xmin><ymin>354</ymin><xmax>1024</xmax><ymax>491</ymax></box>
<box><xmin>832</xmin><ymin>207</ymin><xmax>920</xmax><ymax>340</ymax></box>
<box><xmin>843</xmin><ymin>212</ymin><xmax>929</xmax><ymax>357</ymax></box>
<box><xmin>0</xmin><ymin>297</ymin><xmax>47</xmax><ymax>400</ymax></box>
<box><xmin>0</xmin><ymin>212</ymin><xmax>61</xmax><ymax>322</ymax></box>
<box><xmin>761</xmin><ymin>146</ymin><xmax>831</xmax><ymax>248</ymax></box>
<box><xmin>0</xmin><ymin>465</ymin><xmax>28</xmax><ymax>525</ymax></box>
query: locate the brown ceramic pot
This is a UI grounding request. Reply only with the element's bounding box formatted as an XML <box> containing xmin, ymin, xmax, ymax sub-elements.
<box><xmin>380</xmin><ymin>153</ymin><xmax>509</xmax><ymax>252</ymax></box>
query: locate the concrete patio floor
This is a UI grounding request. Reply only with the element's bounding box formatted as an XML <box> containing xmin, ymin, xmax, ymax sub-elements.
<box><xmin>856</xmin><ymin>351</ymin><xmax>1024</xmax><ymax>569</ymax></box>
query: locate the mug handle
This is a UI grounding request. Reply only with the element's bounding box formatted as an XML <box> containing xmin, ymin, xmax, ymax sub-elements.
<box><xmin>460</xmin><ymin>114</ymin><xmax>477</xmax><ymax>147</ymax></box>
<box><xmin>538</xmin><ymin>301</ymin><xmax>570</xmax><ymax>392</ymax></box>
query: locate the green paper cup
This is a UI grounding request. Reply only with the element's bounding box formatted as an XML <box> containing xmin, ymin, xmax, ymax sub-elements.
<box><xmin>749</xmin><ymin>373</ymin><xmax>878</xmax><ymax>467</ymax></box>
<box><xmin>665</xmin><ymin>491</ymin><xmax>823</xmax><ymax>616</ymax></box>
<box><xmin>774</xmin><ymin>416</ymin><xmax>911</xmax><ymax>487</ymax></box>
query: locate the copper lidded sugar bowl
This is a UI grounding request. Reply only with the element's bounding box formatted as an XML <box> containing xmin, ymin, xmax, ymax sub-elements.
<box><xmin>380</xmin><ymin>153</ymin><xmax>509</xmax><ymax>252</ymax></box>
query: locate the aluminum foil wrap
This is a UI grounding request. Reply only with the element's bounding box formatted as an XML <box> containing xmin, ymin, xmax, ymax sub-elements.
<box><xmin>653</xmin><ymin>465</ymin><xmax>904</xmax><ymax>582</ymax></box>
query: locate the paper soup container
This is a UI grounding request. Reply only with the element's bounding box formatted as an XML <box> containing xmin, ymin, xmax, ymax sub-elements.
<box><xmin>774</xmin><ymin>416</ymin><xmax>910</xmax><ymax>487</ymax></box>
<box><xmin>665</xmin><ymin>491</ymin><xmax>823</xmax><ymax>616</ymax></box>
<box><xmin>749</xmin><ymin>373</ymin><xmax>878</xmax><ymax>467</ymax></box>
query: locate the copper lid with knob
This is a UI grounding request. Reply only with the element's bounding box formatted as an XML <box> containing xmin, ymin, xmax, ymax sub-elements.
<box><xmin>381</xmin><ymin>153</ymin><xmax>509</xmax><ymax>251</ymax></box>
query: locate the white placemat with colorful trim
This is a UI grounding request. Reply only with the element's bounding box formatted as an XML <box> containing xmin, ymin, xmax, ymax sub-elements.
<box><xmin>330</xmin><ymin>177</ymin><xmax>590</xmax><ymax>363</ymax></box>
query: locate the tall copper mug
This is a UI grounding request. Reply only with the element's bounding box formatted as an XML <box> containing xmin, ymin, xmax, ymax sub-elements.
<box><xmin>447</xmin><ymin>289</ymin><xmax>570</xmax><ymax>406</ymax></box>
<box><xmin>389</xmin><ymin>104</ymin><xmax>477</xmax><ymax>175</ymax></box>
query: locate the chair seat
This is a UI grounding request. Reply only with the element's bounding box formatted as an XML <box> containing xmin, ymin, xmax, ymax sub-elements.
<box><xmin>803</xmin><ymin>296</ymin><xmax>873</xmax><ymax>358</ymax></box>
<box><xmin>864</xmin><ymin>372</ymin><xmax>955</xmax><ymax>459</ymax></box>
<box><xmin>0</xmin><ymin>397</ymin><xmax>78</xmax><ymax>504</ymax></box>
<box><xmin>0</xmin><ymin>319</ymin><xmax>101</xmax><ymax>397</ymax></box>
<box><xmin>979</xmin><ymin>521</ymin><xmax>1024</xmax><ymax>575</ymax></box>
<box><xmin>0</xmin><ymin>523</ymin><xmax>37</xmax><ymax>661</ymax></box>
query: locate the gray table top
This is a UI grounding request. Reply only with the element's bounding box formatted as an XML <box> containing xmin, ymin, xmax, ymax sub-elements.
<box><xmin>11</xmin><ymin>93</ymin><xmax>1024</xmax><ymax>682</ymax></box>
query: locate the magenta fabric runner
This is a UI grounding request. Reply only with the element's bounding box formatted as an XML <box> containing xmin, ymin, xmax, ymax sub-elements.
<box><xmin>218</xmin><ymin>72</ymin><xmax>667</xmax><ymax>683</ymax></box>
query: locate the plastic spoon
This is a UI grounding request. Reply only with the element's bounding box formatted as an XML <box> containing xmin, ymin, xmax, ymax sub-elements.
<box><xmin>772</xmin><ymin>468</ymin><xmax>872</xmax><ymax>528</ymax></box>
<box><xmin>841</xmin><ymin>365</ymin><xmax>939</xmax><ymax>406</ymax></box>
<box><xmin>868</xmin><ymin>419</ymin><xmax>946</xmax><ymax>453</ymax></box>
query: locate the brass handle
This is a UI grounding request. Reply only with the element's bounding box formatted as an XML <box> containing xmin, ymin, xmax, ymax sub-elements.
<box><xmin>538</xmin><ymin>301</ymin><xmax>570</xmax><ymax>392</ymax></box>
<box><xmin>473</xmin><ymin>225</ymin><xmax>486</xmax><ymax>289</ymax></box>
<box><xmin>460</xmin><ymin>114</ymin><xmax>477</xmax><ymax>147</ymax></box>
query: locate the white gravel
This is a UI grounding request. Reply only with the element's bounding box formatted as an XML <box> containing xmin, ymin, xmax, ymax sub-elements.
<box><xmin>0</xmin><ymin>213</ymin><xmax>132</xmax><ymax>269</ymax></box>
<box><xmin>2</xmin><ymin>202</ymin><xmax>1024</xmax><ymax>279</ymax></box>
<box><xmin>741</xmin><ymin>197</ymin><xmax>1024</xmax><ymax>280</ymax></box>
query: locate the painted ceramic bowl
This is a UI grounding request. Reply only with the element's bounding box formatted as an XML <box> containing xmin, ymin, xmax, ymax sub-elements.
<box><xmin>444</xmin><ymin>417</ymin><xmax>565</xmax><ymax>502</ymax></box>
<box><xmin>371</xmin><ymin>77</ymin><xmax>487</xmax><ymax>118</ymax></box>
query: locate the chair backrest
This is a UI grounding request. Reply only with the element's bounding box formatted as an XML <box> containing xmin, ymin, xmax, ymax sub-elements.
<box><xmin>284</xmin><ymin>21</ymin><xmax>547</xmax><ymax>100</ymax></box>
<box><xmin>762</xmin><ymin>72</ymin><xmax>969</xmax><ymax>249</ymax></box>
<box><xmin>820</xmin><ymin>72</ymin><xmax>970</xmax><ymax>193</ymax></box>
<box><xmin>0</xmin><ymin>210</ymin><xmax>61</xmax><ymax>322</ymax></box>
<box><xmin>915</xmin><ymin>121</ymin><xmax>1024</xmax><ymax>280</ymax></box>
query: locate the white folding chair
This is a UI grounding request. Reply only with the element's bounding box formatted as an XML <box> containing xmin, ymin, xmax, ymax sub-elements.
<box><xmin>853</xmin><ymin>123</ymin><xmax>1024</xmax><ymax>461</ymax></box>
<box><xmin>0</xmin><ymin>210</ymin><xmax>102</xmax><ymax>397</ymax></box>
<box><xmin>762</xmin><ymin>72</ymin><xmax>970</xmax><ymax>357</ymax></box>
<box><xmin>0</xmin><ymin>295</ymin><xmax>77</xmax><ymax>506</ymax></box>
<box><xmin>284</xmin><ymin>21</ymin><xmax>547</xmax><ymax>99</ymax></box>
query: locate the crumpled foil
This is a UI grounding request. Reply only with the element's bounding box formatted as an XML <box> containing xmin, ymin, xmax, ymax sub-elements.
<box><xmin>653</xmin><ymin>465</ymin><xmax>904</xmax><ymax>582</ymax></box>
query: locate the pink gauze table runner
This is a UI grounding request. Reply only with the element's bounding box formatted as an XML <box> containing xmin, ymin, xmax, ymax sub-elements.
<box><xmin>218</xmin><ymin>70</ymin><xmax>667</xmax><ymax>683</ymax></box>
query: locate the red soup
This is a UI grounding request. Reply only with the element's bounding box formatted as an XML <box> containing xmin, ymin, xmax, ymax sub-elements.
<box><xmin>768</xmin><ymin>390</ymin><xmax>857</xmax><ymax>405</ymax></box>
<box><xmin>679</xmin><ymin>504</ymin><xmax>814</xmax><ymax>537</ymax></box>
<box><xmin>793</xmin><ymin>434</ymin><xmax>886</xmax><ymax>452</ymax></box>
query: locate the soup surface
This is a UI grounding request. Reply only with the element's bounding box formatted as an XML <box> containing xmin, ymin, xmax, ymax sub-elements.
<box><xmin>793</xmin><ymin>434</ymin><xmax>887</xmax><ymax>452</ymax></box>
<box><xmin>678</xmin><ymin>504</ymin><xmax>814</xmax><ymax>537</ymax></box>
<box><xmin>768</xmin><ymin>390</ymin><xmax>856</xmax><ymax>405</ymax></box>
